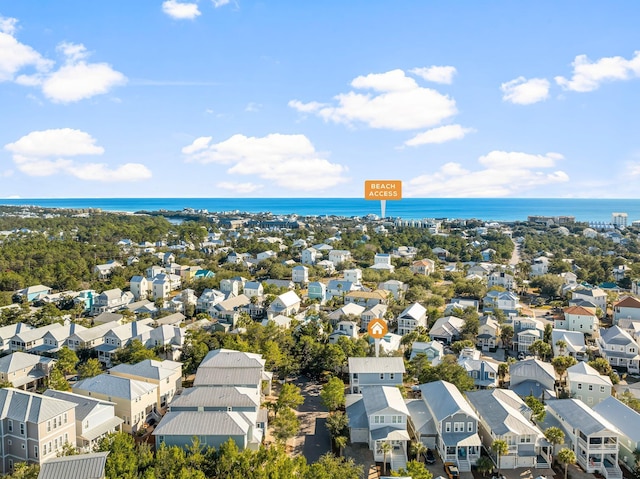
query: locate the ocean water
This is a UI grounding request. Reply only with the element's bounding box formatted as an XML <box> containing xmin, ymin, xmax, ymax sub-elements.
<box><xmin>2</xmin><ymin>197</ymin><xmax>640</xmax><ymax>223</ymax></box>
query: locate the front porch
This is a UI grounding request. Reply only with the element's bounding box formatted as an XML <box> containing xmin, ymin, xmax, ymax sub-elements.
<box><xmin>441</xmin><ymin>440</ymin><xmax>481</xmax><ymax>471</ymax></box>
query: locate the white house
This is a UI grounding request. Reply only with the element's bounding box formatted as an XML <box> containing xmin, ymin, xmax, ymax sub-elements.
<box><xmin>397</xmin><ymin>303</ymin><xmax>427</xmax><ymax>336</ymax></box>
<box><xmin>598</xmin><ymin>326</ymin><xmax>640</xmax><ymax>374</ymax></box>
<box><xmin>613</xmin><ymin>296</ymin><xmax>640</xmax><ymax>324</ymax></box>
<box><xmin>348</xmin><ymin>357</ymin><xmax>405</xmax><ymax>394</ymax></box>
<box><xmin>567</xmin><ymin>362</ymin><xmax>613</xmax><ymax>407</ymax></box>
<box><xmin>593</xmin><ymin>396</ymin><xmax>640</xmax><ymax>472</ymax></box>
<box><xmin>429</xmin><ymin>316</ymin><xmax>464</xmax><ymax>344</ymax></box>
<box><xmin>370</xmin><ymin>253</ymin><xmax>394</xmax><ymax>272</ymax></box>
<box><xmin>557</xmin><ymin>305</ymin><xmax>599</xmax><ymax>335</ymax></box>
<box><xmin>551</xmin><ymin>329</ymin><xmax>587</xmax><ymax>360</ymax></box>
<box><xmin>328</xmin><ymin>249</ymin><xmax>351</xmax><ymax>266</ymax></box>
<box><xmin>291</xmin><ymin>265</ymin><xmax>309</xmax><ymax>284</ymax></box>
<box><xmin>488</xmin><ymin>272</ymin><xmax>515</xmax><ymax>290</ymax></box>
<box><xmin>300</xmin><ymin>248</ymin><xmax>317</xmax><ymax>265</ymax></box>
<box><xmin>509</xmin><ymin>358</ymin><xmax>556</xmax><ymax>400</ymax></box>
<box><xmin>267</xmin><ymin>291</ymin><xmax>301</xmax><ymax>318</ymax></box>
<box><xmin>129</xmin><ymin>276</ymin><xmax>151</xmax><ymax>301</ymax></box>
<box><xmin>343</xmin><ymin>269</ymin><xmax>362</xmax><ymax>285</ymax></box>
<box><xmin>572</xmin><ymin>287</ymin><xmax>608</xmax><ymax>311</ymax></box>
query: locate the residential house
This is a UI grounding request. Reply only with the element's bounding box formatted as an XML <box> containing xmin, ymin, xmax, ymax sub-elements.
<box><xmin>444</xmin><ymin>298</ymin><xmax>479</xmax><ymax>316</ymax></box>
<box><xmin>196</xmin><ymin>288</ymin><xmax>225</xmax><ymax>313</ymax></box>
<box><xmin>219</xmin><ymin>278</ymin><xmax>241</xmax><ymax>296</ymax></box>
<box><xmin>90</xmin><ymin>289</ymin><xmax>134</xmax><ymax>316</ymax></box>
<box><xmin>409</xmin><ymin>340</ymin><xmax>443</xmax><ymax>364</ymax></box>
<box><xmin>417</xmin><ymin>381</ymin><xmax>481</xmax><ymax>471</ymax></box>
<box><xmin>0</xmin><ymin>388</ymin><xmax>76</xmax><ymax>473</ymax></box>
<box><xmin>509</xmin><ymin>358</ymin><xmax>556</xmax><ymax>400</ymax></box>
<box><xmin>93</xmin><ymin>261</ymin><xmax>121</xmax><ymax>280</ymax></box>
<box><xmin>72</xmin><ymin>374</ymin><xmax>158</xmax><ymax>434</ymax></box>
<box><xmin>530</xmin><ymin>257</ymin><xmax>550</xmax><ymax>277</ymax></box>
<box><xmin>328</xmin><ymin>303</ymin><xmax>365</xmax><ymax>325</ymax></box>
<box><xmin>508</xmin><ymin>316</ymin><xmax>544</xmax><ymax>353</ymax></box>
<box><xmin>261</xmin><ymin>315</ymin><xmax>292</xmax><ymax>329</ymax></box>
<box><xmin>15</xmin><ymin>285</ymin><xmax>52</xmax><ymax>303</ymax></box>
<box><xmin>151</xmin><ymin>273</ymin><xmax>182</xmax><ymax>300</ymax></box>
<box><xmin>0</xmin><ymin>352</ymin><xmax>56</xmax><ymax>391</ymax></box>
<box><xmin>136</xmin><ymin>325</ymin><xmax>185</xmax><ymax>361</ymax></box>
<box><xmin>545</xmin><ymin>398</ymin><xmax>621</xmax><ymax>477</ymax></box>
<box><xmin>476</xmin><ymin>315</ymin><xmax>499</xmax><ymax>352</ymax></box>
<box><xmin>300</xmin><ymin>248</ymin><xmax>317</xmax><ymax>265</ymax></box>
<box><xmin>256</xmin><ymin>250</ymin><xmax>277</xmax><ymax>262</ymax></box>
<box><xmin>598</xmin><ymin>326</ymin><xmax>640</xmax><ymax>374</ymax></box>
<box><xmin>73</xmin><ymin>290</ymin><xmax>95</xmax><ymax>312</ymax></box>
<box><xmin>329</xmin><ymin>321</ymin><xmax>359</xmax><ymax>343</ymax></box>
<box><xmin>468</xmin><ymin>264</ymin><xmax>492</xmax><ymax>278</ymax></box>
<box><xmin>348</xmin><ymin>357</ymin><xmax>405</xmax><ymax>394</ymax></box>
<box><xmin>263</xmin><ymin>279</ymin><xmax>294</xmax><ymax>290</ymax></box>
<box><xmin>557</xmin><ymin>306</ymin><xmax>599</xmax><ymax>335</ymax></box>
<box><xmin>457</xmin><ymin>349</ymin><xmax>499</xmax><ymax>389</ymax></box>
<box><xmin>551</xmin><ymin>329</ymin><xmax>587</xmax><ymax>360</ymax></box>
<box><xmin>343</xmin><ymin>269</ymin><xmax>363</xmax><ymax>285</ymax></box>
<box><xmin>593</xmin><ymin>396</ymin><xmax>640</xmax><ymax>472</ymax></box>
<box><xmin>96</xmin><ymin>321</ymin><xmax>154</xmax><ymax>367</ymax></box>
<box><xmin>567</xmin><ymin>362</ymin><xmax>613</xmax><ymax>407</ymax></box>
<box><xmin>193</xmin><ymin>349</ymin><xmax>272</xmax><ymax>395</ymax></box>
<box><xmin>316</xmin><ymin>260</ymin><xmax>336</xmax><ymax>274</ymax></box>
<box><xmin>428</xmin><ymin>316</ymin><xmax>464</xmax><ymax>344</ymax></box>
<box><xmin>209</xmin><ymin>294</ymin><xmax>251</xmax><ymax>328</ymax></box>
<box><xmin>129</xmin><ymin>276</ymin><xmax>151</xmax><ymax>301</ymax></box>
<box><xmin>481</xmin><ymin>248</ymin><xmax>496</xmax><ymax>262</ymax></box>
<box><xmin>33</xmin><ymin>324</ymin><xmax>86</xmax><ymax>355</ymax></box>
<box><xmin>466</xmin><ymin>389</ymin><xmax>550</xmax><ymax>469</ymax></box>
<box><xmin>572</xmin><ymin>287</ymin><xmax>608</xmax><ymax>311</ymax></box>
<box><xmin>370</xmin><ymin>253</ymin><xmax>394</xmax><ymax>272</ymax></box>
<box><xmin>346</xmin><ymin>386</ymin><xmax>411</xmax><ymax>471</ymax></box>
<box><xmin>92</xmin><ymin>312</ymin><xmax>124</xmax><ymax>325</ymax></box>
<box><xmin>360</xmin><ymin>304</ymin><xmax>388</xmax><ymax>333</ymax></box>
<box><xmin>613</xmin><ymin>296</ymin><xmax>640</xmax><ymax>324</ymax></box>
<box><xmin>42</xmin><ymin>390</ymin><xmax>123</xmax><ymax>452</ymax></box>
<box><xmin>410</xmin><ymin>259</ymin><xmax>435</xmax><ymax>276</ymax></box>
<box><xmin>243</xmin><ymin>281</ymin><xmax>263</xmax><ymax>299</ymax></box>
<box><xmin>37</xmin><ymin>452</ymin><xmax>109</xmax><ymax>479</ymax></box>
<box><xmin>267</xmin><ymin>291</ymin><xmax>301</xmax><ymax>318</ymax></box>
<box><xmin>108</xmin><ymin>359</ymin><xmax>182</xmax><ymax>412</ymax></box>
<box><xmin>0</xmin><ymin>323</ymin><xmax>33</xmax><ymax>352</ymax></box>
<box><xmin>397</xmin><ymin>303</ymin><xmax>427</xmax><ymax>336</ymax></box>
<box><xmin>378</xmin><ymin>280</ymin><xmax>405</xmax><ymax>300</ymax></box>
<box><xmin>483</xmin><ymin>290</ymin><xmax>520</xmax><ymax>316</ymax></box>
<box><xmin>369</xmin><ymin>332</ymin><xmax>402</xmax><ymax>354</ymax></box>
<box><xmin>488</xmin><ymin>271</ymin><xmax>515</xmax><ymax>290</ymax></box>
<box><xmin>291</xmin><ymin>265</ymin><xmax>309</xmax><ymax>284</ymax></box>
<box><xmin>307</xmin><ymin>281</ymin><xmax>327</xmax><ymax>303</ymax></box>
<box><xmin>66</xmin><ymin>321</ymin><xmax>120</xmax><ymax>352</ymax></box>
<box><xmin>344</xmin><ymin>290</ymin><xmax>388</xmax><ymax>308</ymax></box>
<box><xmin>10</xmin><ymin>324</ymin><xmax>66</xmax><ymax>353</ymax></box>
<box><xmin>432</xmin><ymin>248</ymin><xmax>449</xmax><ymax>260</ymax></box>
<box><xmin>328</xmin><ymin>249</ymin><xmax>351</xmax><ymax>266</ymax></box>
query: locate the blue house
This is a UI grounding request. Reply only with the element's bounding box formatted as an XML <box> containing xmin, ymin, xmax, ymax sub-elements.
<box><xmin>307</xmin><ymin>281</ymin><xmax>327</xmax><ymax>303</ymax></box>
<box><xmin>16</xmin><ymin>285</ymin><xmax>52</xmax><ymax>303</ymax></box>
<box><xmin>194</xmin><ymin>269</ymin><xmax>215</xmax><ymax>279</ymax></box>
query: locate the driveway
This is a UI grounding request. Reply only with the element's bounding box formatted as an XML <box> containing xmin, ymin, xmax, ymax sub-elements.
<box><xmin>292</xmin><ymin>376</ymin><xmax>331</xmax><ymax>464</ymax></box>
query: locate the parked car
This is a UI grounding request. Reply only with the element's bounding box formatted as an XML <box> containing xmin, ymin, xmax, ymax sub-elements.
<box><xmin>444</xmin><ymin>462</ymin><xmax>459</xmax><ymax>479</ymax></box>
<box><xmin>425</xmin><ymin>448</ymin><xmax>436</xmax><ymax>464</ymax></box>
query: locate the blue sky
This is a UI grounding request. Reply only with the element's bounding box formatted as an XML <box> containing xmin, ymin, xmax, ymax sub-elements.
<box><xmin>0</xmin><ymin>1</ymin><xmax>639</xmax><ymax>198</ymax></box>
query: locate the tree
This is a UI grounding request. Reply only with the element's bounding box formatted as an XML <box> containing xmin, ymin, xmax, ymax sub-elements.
<box><xmin>529</xmin><ymin>340</ymin><xmax>552</xmax><ymax>361</ymax></box>
<box><xmin>589</xmin><ymin>357</ymin><xmax>620</xmax><ymax>384</ymax></box>
<box><xmin>531</xmin><ymin>274</ymin><xmax>564</xmax><ymax>297</ymax></box>
<box><xmin>558</xmin><ymin>447</ymin><xmax>576</xmax><ymax>479</ymax></box>
<box><xmin>326</xmin><ymin>411</ymin><xmax>349</xmax><ymax>440</ymax></box>
<box><xmin>451</xmin><ymin>339</ymin><xmax>475</xmax><ymax>354</ymax></box>
<box><xmin>391</xmin><ymin>460</ymin><xmax>433</xmax><ymax>479</ymax></box>
<box><xmin>552</xmin><ymin>355</ymin><xmax>577</xmax><ymax>385</ymax></box>
<box><xmin>555</xmin><ymin>339</ymin><xmax>567</xmax><ymax>356</ymax></box>
<box><xmin>410</xmin><ymin>441</ymin><xmax>427</xmax><ymax>463</ymax></box>
<box><xmin>418</xmin><ymin>355</ymin><xmax>475</xmax><ymax>392</ymax></box>
<box><xmin>305</xmin><ymin>453</ymin><xmax>362</xmax><ymax>479</ymax></box>
<box><xmin>276</xmin><ymin>383</ymin><xmax>304</xmax><ymax>416</ymax></box>
<box><xmin>476</xmin><ymin>456</ymin><xmax>494</xmax><ymax>477</ymax></box>
<box><xmin>97</xmin><ymin>432</ymin><xmax>139</xmax><ymax>479</ymax></box>
<box><xmin>524</xmin><ymin>394</ymin><xmax>546</xmax><ymax>422</ymax></box>
<box><xmin>272</xmin><ymin>407</ymin><xmax>299</xmax><ymax>444</ymax></box>
<box><xmin>48</xmin><ymin>367</ymin><xmax>70</xmax><ymax>391</ymax></box>
<box><xmin>320</xmin><ymin>377</ymin><xmax>345</xmax><ymax>412</ymax></box>
<box><xmin>544</xmin><ymin>426</ymin><xmax>565</xmax><ymax>456</ymax></box>
<box><xmin>112</xmin><ymin>339</ymin><xmax>158</xmax><ymax>365</ymax></box>
<box><xmin>334</xmin><ymin>435</ymin><xmax>348</xmax><ymax>457</ymax></box>
<box><xmin>4</xmin><ymin>463</ymin><xmax>40</xmax><ymax>479</ymax></box>
<box><xmin>500</xmin><ymin>324</ymin><xmax>514</xmax><ymax>350</ymax></box>
<box><xmin>498</xmin><ymin>363</ymin><xmax>509</xmax><ymax>386</ymax></box>
<box><xmin>77</xmin><ymin>358</ymin><xmax>102</xmax><ymax>379</ymax></box>
<box><xmin>491</xmin><ymin>439</ymin><xmax>508</xmax><ymax>477</ymax></box>
<box><xmin>55</xmin><ymin>346</ymin><xmax>79</xmax><ymax>376</ymax></box>
<box><xmin>381</xmin><ymin>442</ymin><xmax>392</xmax><ymax>476</ymax></box>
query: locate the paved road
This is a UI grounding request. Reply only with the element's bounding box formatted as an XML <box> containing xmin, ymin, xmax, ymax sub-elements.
<box><xmin>292</xmin><ymin>376</ymin><xmax>331</xmax><ymax>464</ymax></box>
<box><xmin>509</xmin><ymin>238</ymin><xmax>521</xmax><ymax>266</ymax></box>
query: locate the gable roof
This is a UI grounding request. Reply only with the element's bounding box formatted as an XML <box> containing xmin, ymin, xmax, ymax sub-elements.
<box><xmin>419</xmin><ymin>380</ymin><xmax>477</xmax><ymax>422</ymax></box>
<box><xmin>108</xmin><ymin>359</ymin><xmax>181</xmax><ymax>381</ymax></box>
<box><xmin>615</xmin><ymin>296</ymin><xmax>640</xmax><ymax>309</ymax></box>
<box><xmin>593</xmin><ymin>396</ymin><xmax>640</xmax><ymax>443</ymax></box>
<box><xmin>466</xmin><ymin>389</ymin><xmax>539</xmax><ymax>436</ymax></box>
<box><xmin>348</xmin><ymin>357</ymin><xmax>405</xmax><ymax>374</ymax></box>
<box><xmin>38</xmin><ymin>451</ymin><xmax>109</xmax><ymax>479</ymax></box>
<box><xmin>0</xmin><ymin>351</ymin><xmax>51</xmax><ymax>375</ymax></box>
<box><xmin>198</xmin><ymin>348</ymin><xmax>265</xmax><ymax>369</ymax></box>
<box><xmin>153</xmin><ymin>410</ymin><xmax>252</xmax><ymax>437</ymax></box>
<box><xmin>600</xmin><ymin>325</ymin><xmax>635</xmax><ymax>345</ymax></box>
<box><xmin>169</xmin><ymin>386</ymin><xmax>260</xmax><ymax>409</ymax></box>
<box><xmin>0</xmin><ymin>388</ymin><xmax>75</xmax><ymax>424</ymax></box>
<box><xmin>567</xmin><ymin>362</ymin><xmax>612</xmax><ymax>386</ymax></box>
<box><xmin>73</xmin><ymin>374</ymin><xmax>157</xmax><ymax>400</ymax></box>
<box><xmin>362</xmin><ymin>386</ymin><xmax>410</xmax><ymax>416</ymax></box>
<box><xmin>564</xmin><ymin>305</ymin><xmax>597</xmax><ymax>316</ymax></box>
<box><xmin>42</xmin><ymin>389</ymin><xmax>116</xmax><ymax>421</ymax></box>
<box><xmin>547</xmin><ymin>398</ymin><xmax>621</xmax><ymax>435</ymax></box>
<box><xmin>274</xmin><ymin>290</ymin><xmax>301</xmax><ymax>307</ymax></box>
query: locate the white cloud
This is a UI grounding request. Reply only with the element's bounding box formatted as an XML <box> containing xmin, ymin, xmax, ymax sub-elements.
<box><xmin>216</xmin><ymin>181</ymin><xmax>263</xmax><ymax>193</ymax></box>
<box><xmin>4</xmin><ymin>128</ymin><xmax>151</xmax><ymax>182</ymax></box>
<box><xmin>406</xmin><ymin>150</ymin><xmax>569</xmax><ymax>197</ymax></box>
<box><xmin>212</xmin><ymin>0</ymin><xmax>231</xmax><ymax>7</ymax></box>
<box><xmin>410</xmin><ymin>65</ymin><xmax>457</xmax><ymax>84</ymax></box>
<box><xmin>0</xmin><ymin>18</ymin><xmax>125</xmax><ymax>102</ymax></box>
<box><xmin>289</xmin><ymin>69</ymin><xmax>457</xmax><ymax>131</ymax></box>
<box><xmin>0</xmin><ymin>17</ymin><xmax>52</xmax><ymax>82</ymax></box>
<box><xmin>501</xmin><ymin>77</ymin><xmax>550</xmax><ymax>105</ymax></box>
<box><xmin>405</xmin><ymin>124</ymin><xmax>475</xmax><ymax>146</ymax></box>
<box><xmin>555</xmin><ymin>51</ymin><xmax>640</xmax><ymax>92</ymax></box>
<box><xmin>182</xmin><ymin>133</ymin><xmax>348</xmax><ymax>191</ymax></box>
<box><xmin>245</xmin><ymin>102</ymin><xmax>261</xmax><ymax>112</ymax></box>
<box><xmin>162</xmin><ymin>0</ymin><xmax>201</xmax><ymax>19</ymax></box>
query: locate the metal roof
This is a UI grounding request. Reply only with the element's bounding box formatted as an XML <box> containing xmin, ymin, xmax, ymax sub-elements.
<box><xmin>38</xmin><ymin>451</ymin><xmax>109</xmax><ymax>479</ymax></box>
<box><xmin>109</xmin><ymin>359</ymin><xmax>181</xmax><ymax>381</ymax></box>
<box><xmin>198</xmin><ymin>348</ymin><xmax>265</xmax><ymax>369</ymax></box>
<box><xmin>362</xmin><ymin>386</ymin><xmax>410</xmax><ymax>416</ymax></box>
<box><xmin>194</xmin><ymin>367</ymin><xmax>262</xmax><ymax>387</ymax></box>
<box><xmin>466</xmin><ymin>389</ymin><xmax>540</xmax><ymax>437</ymax></box>
<box><xmin>547</xmin><ymin>398</ymin><xmax>621</xmax><ymax>436</ymax></box>
<box><xmin>73</xmin><ymin>374</ymin><xmax>157</xmax><ymax>400</ymax></box>
<box><xmin>42</xmin><ymin>390</ymin><xmax>116</xmax><ymax>421</ymax></box>
<box><xmin>348</xmin><ymin>357</ymin><xmax>405</xmax><ymax>374</ymax></box>
<box><xmin>169</xmin><ymin>386</ymin><xmax>260</xmax><ymax>409</ymax></box>
<box><xmin>593</xmin><ymin>396</ymin><xmax>640</xmax><ymax>444</ymax></box>
<box><xmin>0</xmin><ymin>388</ymin><xmax>75</xmax><ymax>424</ymax></box>
<box><xmin>153</xmin><ymin>410</ymin><xmax>252</xmax><ymax>437</ymax></box>
<box><xmin>0</xmin><ymin>351</ymin><xmax>49</xmax><ymax>374</ymax></box>
<box><xmin>419</xmin><ymin>380</ymin><xmax>477</xmax><ymax>422</ymax></box>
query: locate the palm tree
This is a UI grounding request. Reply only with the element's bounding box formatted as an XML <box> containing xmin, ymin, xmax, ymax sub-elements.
<box><xmin>410</xmin><ymin>441</ymin><xmax>427</xmax><ymax>463</ymax></box>
<box><xmin>491</xmin><ymin>439</ymin><xmax>508</xmax><ymax>477</ymax></box>
<box><xmin>498</xmin><ymin>363</ymin><xmax>509</xmax><ymax>387</ymax></box>
<box><xmin>555</xmin><ymin>339</ymin><xmax>567</xmax><ymax>356</ymax></box>
<box><xmin>558</xmin><ymin>447</ymin><xmax>576</xmax><ymax>479</ymax></box>
<box><xmin>544</xmin><ymin>426</ymin><xmax>565</xmax><ymax>464</ymax></box>
<box><xmin>476</xmin><ymin>456</ymin><xmax>494</xmax><ymax>477</ymax></box>
<box><xmin>380</xmin><ymin>442</ymin><xmax>392</xmax><ymax>475</ymax></box>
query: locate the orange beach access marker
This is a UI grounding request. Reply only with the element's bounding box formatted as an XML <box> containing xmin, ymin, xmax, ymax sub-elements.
<box><xmin>364</xmin><ymin>180</ymin><xmax>402</xmax><ymax>218</ymax></box>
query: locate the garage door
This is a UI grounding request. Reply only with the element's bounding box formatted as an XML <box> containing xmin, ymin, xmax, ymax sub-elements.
<box><xmin>500</xmin><ymin>455</ymin><xmax>516</xmax><ymax>469</ymax></box>
<box><xmin>351</xmin><ymin>428</ymin><xmax>368</xmax><ymax>444</ymax></box>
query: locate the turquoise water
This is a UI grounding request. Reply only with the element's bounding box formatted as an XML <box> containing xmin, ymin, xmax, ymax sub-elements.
<box><xmin>2</xmin><ymin>197</ymin><xmax>640</xmax><ymax>222</ymax></box>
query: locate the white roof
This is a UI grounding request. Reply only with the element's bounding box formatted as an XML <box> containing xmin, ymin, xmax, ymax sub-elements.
<box><xmin>348</xmin><ymin>356</ymin><xmax>405</xmax><ymax>374</ymax></box>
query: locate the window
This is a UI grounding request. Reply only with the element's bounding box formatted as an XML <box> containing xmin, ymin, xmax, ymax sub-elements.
<box><xmin>467</xmin><ymin>422</ymin><xmax>473</xmax><ymax>432</ymax></box>
<box><xmin>380</xmin><ymin>373</ymin><xmax>385</xmax><ymax>380</ymax></box>
<box><xmin>454</xmin><ymin>422</ymin><xmax>464</xmax><ymax>432</ymax></box>
<box><xmin>589</xmin><ymin>385</ymin><xmax>593</xmax><ymax>391</ymax></box>
<box><xmin>8</xmin><ymin>420</ymin><xmax>12</xmax><ymax>432</ymax></box>
<box><xmin>445</xmin><ymin>422</ymin><xmax>451</xmax><ymax>432</ymax></box>
<box><xmin>21</xmin><ymin>444</ymin><xmax>25</xmax><ymax>449</ymax></box>
<box><xmin>34</xmin><ymin>446</ymin><xmax>38</xmax><ymax>458</ymax></box>
<box><xmin>9</xmin><ymin>459</ymin><xmax>13</xmax><ymax>470</ymax></box>
<box><xmin>7</xmin><ymin>440</ymin><xmax>11</xmax><ymax>446</ymax></box>
<box><xmin>390</xmin><ymin>373</ymin><xmax>395</xmax><ymax>380</ymax></box>
<box><xmin>578</xmin><ymin>383</ymin><xmax>582</xmax><ymax>390</ymax></box>
<box><xmin>63</xmin><ymin>413</ymin><xmax>67</xmax><ymax>424</ymax></box>
<box><xmin>20</xmin><ymin>423</ymin><xmax>24</xmax><ymax>435</ymax></box>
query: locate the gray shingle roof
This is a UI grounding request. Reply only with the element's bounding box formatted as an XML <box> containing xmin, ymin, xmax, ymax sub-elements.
<box><xmin>38</xmin><ymin>451</ymin><xmax>109</xmax><ymax>479</ymax></box>
<box><xmin>73</xmin><ymin>373</ymin><xmax>157</xmax><ymax>400</ymax></box>
<box><xmin>153</xmin><ymin>410</ymin><xmax>252</xmax><ymax>437</ymax></box>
